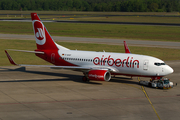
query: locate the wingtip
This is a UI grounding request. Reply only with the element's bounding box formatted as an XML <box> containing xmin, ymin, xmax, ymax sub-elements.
<box><xmin>123</xmin><ymin>41</ymin><xmax>131</xmax><ymax>54</ymax></box>
<box><xmin>5</xmin><ymin>50</ymin><xmax>18</xmax><ymax>65</ymax></box>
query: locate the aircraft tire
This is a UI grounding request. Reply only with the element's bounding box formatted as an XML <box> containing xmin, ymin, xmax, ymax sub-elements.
<box><xmin>82</xmin><ymin>76</ymin><xmax>89</xmax><ymax>82</ymax></box>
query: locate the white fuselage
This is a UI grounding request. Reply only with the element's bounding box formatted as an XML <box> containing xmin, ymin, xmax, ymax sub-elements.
<box><xmin>59</xmin><ymin>50</ymin><xmax>174</xmax><ymax>77</ymax></box>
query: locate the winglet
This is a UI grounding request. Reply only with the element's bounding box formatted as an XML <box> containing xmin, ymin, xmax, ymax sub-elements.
<box><xmin>124</xmin><ymin>41</ymin><xmax>131</xmax><ymax>53</ymax></box>
<box><xmin>5</xmin><ymin>50</ymin><xmax>18</xmax><ymax>65</ymax></box>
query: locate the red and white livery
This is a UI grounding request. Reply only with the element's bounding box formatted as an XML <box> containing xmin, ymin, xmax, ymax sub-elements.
<box><xmin>5</xmin><ymin>13</ymin><xmax>174</xmax><ymax>82</ymax></box>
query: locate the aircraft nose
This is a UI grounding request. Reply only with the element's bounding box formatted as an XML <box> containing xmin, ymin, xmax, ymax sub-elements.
<box><xmin>167</xmin><ymin>66</ymin><xmax>174</xmax><ymax>74</ymax></box>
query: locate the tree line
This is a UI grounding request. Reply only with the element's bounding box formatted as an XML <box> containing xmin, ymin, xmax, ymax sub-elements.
<box><xmin>0</xmin><ymin>0</ymin><xmax>180</xmax><ymax>12</ymax></box>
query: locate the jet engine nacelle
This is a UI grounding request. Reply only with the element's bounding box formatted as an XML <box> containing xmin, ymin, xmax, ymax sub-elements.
<box><xmin>88</xmin><ymin>70</ymin><xmax>111</xmax><ymax>81</ymax></box>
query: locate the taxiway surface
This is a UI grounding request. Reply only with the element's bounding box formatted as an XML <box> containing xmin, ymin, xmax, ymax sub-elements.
<box><xmin>1</xmin><ymin>33</ymin><xmax>180</xmax><ymax>49</ymax></box>
<box><xmin>0</xmin><ymin>61</ymin><xmax>179</xmax><ymax>120</ymax></box>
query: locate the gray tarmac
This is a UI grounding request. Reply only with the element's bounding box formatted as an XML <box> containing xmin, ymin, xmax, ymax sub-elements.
<box><xmin>1</xmin><ymin>33</ymin><xmax>180</xmax><ymax>49</ymax></box>
<box><xmin>0</xmin><ymin>60</ymin><xmax>179</xmax><ymax>120</ymax></box>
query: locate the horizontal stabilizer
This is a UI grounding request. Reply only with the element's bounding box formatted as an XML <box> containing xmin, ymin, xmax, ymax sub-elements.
<box><xmin>6</xmin><ymin>49</ymin><xmax>44</xmax><ymax>54</ymax></box>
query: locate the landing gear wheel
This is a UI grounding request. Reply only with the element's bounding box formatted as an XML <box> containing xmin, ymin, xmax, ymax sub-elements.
<box><xmin>82</xmin><ymin>76</ymin><xmax>89</xmax><ymax>82</ymax></box>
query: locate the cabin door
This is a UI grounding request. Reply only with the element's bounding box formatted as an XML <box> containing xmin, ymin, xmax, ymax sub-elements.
<box><xmin>143</xmin><ymin>60</ymin><xmax>149</xmax><ymax>70</ymax></box>
<box><xmin>51</xmin><ymin>53</ymin><xmax>55</xmax><ymax>63</ymax></box>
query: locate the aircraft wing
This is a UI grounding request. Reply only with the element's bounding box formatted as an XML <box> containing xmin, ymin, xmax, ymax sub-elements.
<box><xmin>124</xmin><ymin>41</ymin><xmax>131</xmax><ymax>53</ymax></box>
<box><xmin>5</xmin><ymin>50</ymin><xmax>117</xmax><ymax>72</ymax></box>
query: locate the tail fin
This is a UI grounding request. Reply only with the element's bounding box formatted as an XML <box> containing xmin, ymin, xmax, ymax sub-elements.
<box><xmin>31</xmin><ymin>13</ymin><xmax>69</xmax><ymax>50</ymax></box>
<box><xmin>123</xmin><ymin>41</ymin><xmax>131</xmax><ymax>53</ymax></box>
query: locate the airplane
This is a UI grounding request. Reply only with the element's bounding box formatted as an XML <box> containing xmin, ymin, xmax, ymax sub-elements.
<box><xmin>5</xmin><ymin>13</ymin><xmax>174</xmax><ymax>82</ymax></box>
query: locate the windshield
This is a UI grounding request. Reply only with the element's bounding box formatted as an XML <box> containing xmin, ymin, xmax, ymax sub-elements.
<box><xmin>164</xmin><ymin>80</ymin><xmax>169</xmax><ymax>84</ymax></box>
<box><xmin>154</xmin><ymin>63</ymin><xmax>166</xmax><ymax>66</ymax></box>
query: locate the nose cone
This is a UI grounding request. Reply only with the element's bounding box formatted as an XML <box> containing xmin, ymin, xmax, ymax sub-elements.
<box><xmin>167</xmin><ymin>66</ymin><xmax>174</xmax><ymax>75</ymax></box>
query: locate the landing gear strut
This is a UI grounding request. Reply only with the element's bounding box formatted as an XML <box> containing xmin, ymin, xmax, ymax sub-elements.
<box><xmin>82</xmin><ymin>76</ymin><xmax>89</xmax><ymax>82</ymax></box>
<box><xmin>82</xmin><ymin>72</ymin><xmax>89</xmax><ymax>82</ymax></box>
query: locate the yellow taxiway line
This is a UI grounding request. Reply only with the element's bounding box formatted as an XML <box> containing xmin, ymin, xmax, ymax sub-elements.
<box><xmin>138</xmin><ymin>77</ymin><xmax>161</xmax><ymax>120</ymax></box>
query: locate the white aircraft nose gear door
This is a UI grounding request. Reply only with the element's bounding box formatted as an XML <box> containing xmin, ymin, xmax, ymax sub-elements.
<box><xmin>143</xmin><ymin>60</ymin><xmax>149</xmax><ymax>70</ymax></box>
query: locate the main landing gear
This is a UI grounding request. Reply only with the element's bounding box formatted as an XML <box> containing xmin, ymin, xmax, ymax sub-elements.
<box><xmin>82</xmin><ymin>76</ymin><xmax>89</xmax><ymax>82</ymax></box>
<box><xmin>82</xmin><ymin>72</ymin><xmax>89</xmax><ymax>82</ymax></box>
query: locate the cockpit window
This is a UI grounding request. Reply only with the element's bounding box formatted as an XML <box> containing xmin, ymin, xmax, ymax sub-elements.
<box><xmin>164</xmin><ymin>80</ymin><xmax>169</xmax><ymax>84</ymax></box>
<box><xmin>154</xmin><ymin>62</ymin><xmax>166</xmax><ymax>66</ymax></box>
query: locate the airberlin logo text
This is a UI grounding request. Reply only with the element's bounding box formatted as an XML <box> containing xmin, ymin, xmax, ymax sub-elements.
<box><xmin>89</xmin><ymin>74</ymin><xmax>104</xmax><ymax>79</ymax></box>
<box><xmin>93</xmin><ymin>55</ymin><xmax>139</xmax><ymax>68</ymax></box>
<box><xmin>33</xmin><ymin>20</ymin><xmax>46</xmax><ymax>45</ymax></box>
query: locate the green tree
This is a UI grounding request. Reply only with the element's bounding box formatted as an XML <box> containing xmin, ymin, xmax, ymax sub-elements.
<box><xmin>43</xmin><ymin>1</ymin><xmax>49</xmax><ymax>10</ymax></box>
<box><xmin>73</xmin><ymin>0</ymin><xmax>82</xmax><ymax>11</ymax></box>
<box><xmin>114</xmin><ymin>1</ymin><xmax>121</xmax><ymax>11</ymax></box>
<box><xmin>30</xmin><ymin>0</ymin><xmax>36</xmax><ymax>10</ymax></box>
<box><xmin>1</xmin><ymin>0</ymin><xmax>12</xmax><ymax>10</ymax></box>
<box><xmin>149</xmin><ymin>3</ymin><xmax>159</xmax><ymax>12</ymax></box>
<box><xmin>82</xmin><ymin>1</ymin><xmax>90</xmax><ymax>11</ymax></box>
<box><xmin>0</xmin><ymin>0</ymin><xmax>180</xmax><ymax>12</ymax></box>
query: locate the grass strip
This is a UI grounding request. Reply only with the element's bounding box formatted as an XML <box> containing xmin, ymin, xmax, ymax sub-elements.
<box><xmin>0</xmin><ymin>39</ymin><xmax>179</xmax><ymax>66</ymax></box>
<box><xmin>0</xmin><ymin>21</ymin><xmax>180</xmax><ymax>42</ymax></box>
<box><xmin>0</xmin><ymin>10</ymin><xmax>179</xmax><ymax>16</ymax></box>
<box><xmin>1</xmin><ymin>11</ymin><xmax>180</xmax><ymax>24</ymax></box>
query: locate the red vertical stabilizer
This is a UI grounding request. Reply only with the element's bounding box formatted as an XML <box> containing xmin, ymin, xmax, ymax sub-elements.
<box><xmin>31</xmin><ymin>13</ymin><xmax>58</xmax><ymax>50</ymax></box>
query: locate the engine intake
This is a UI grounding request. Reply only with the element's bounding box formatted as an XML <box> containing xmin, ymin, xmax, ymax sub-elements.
<box><xmin>88</xmin><ymin>70</ymin><xmax>111</xmax><ymax>81</ymax></box>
